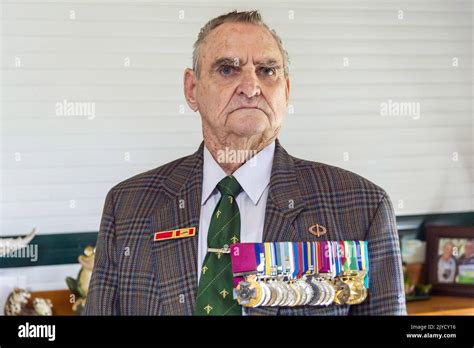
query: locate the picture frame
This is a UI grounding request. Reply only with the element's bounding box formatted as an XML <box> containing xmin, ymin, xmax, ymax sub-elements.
<box><xmin>426</xmin><ymin>225</ymin><xmax>474</xmax><ymax>297</ymax></box>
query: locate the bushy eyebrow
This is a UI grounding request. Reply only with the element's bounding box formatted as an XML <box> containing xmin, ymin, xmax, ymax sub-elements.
<box><xmin>255</xmin><ymin>59</ymin><xmax>280</xmax><ymax>67</ymax></box>
<box><xmin>210</xmin><ymin>57</ymin><xmax>238</xmax><ymax>72</ymax></box>
<box><xmin>209</xmin><ymin>57</ymin><xmax>282</xmax><ymax>72</ymax></box>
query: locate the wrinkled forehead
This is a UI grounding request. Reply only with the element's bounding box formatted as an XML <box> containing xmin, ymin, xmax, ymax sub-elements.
<box><xmin>200</xmin><ymin>22</ymin><xmax>283</xmax><ymax>67</ymax></box>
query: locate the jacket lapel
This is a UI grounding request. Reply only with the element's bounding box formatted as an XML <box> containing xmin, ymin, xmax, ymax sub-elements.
<box><xmin>262</xmin><ymin>139</ymin><xmax>306</xmax><ymax>242</ymax></box>
<box><xmin>247</xmin><ymin>139</ymin><xmax>306</xmax><ymax>316</ymax></box>
<box><xmin>149</xmin><ymin>142</ymin><xmax>204</xmax><ymax>315</ymax></box>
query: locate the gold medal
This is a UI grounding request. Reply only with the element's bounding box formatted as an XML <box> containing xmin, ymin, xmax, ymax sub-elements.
<box><xmin>247</xmin><ymin>276</ymin><xmax>263</xmax><ymax>308</ymax></box>
<box><xmin>341</xmin><ymin>271</ymin><xmax>368</xmax><ymax>305</ymax></box>
<box><xmin>332</xmin><ymin>278</ymin><xmax>350</xmax><ymax>305</ymax></box>
<box><xmin>345</xmin><ymin>278</ymin><xmax>367</xmax><ymax>305</ymax></box>
<box><xmin>235</xmin><ymin>275</ymin><xmax>262</xmax><ymax>307</ymax></box>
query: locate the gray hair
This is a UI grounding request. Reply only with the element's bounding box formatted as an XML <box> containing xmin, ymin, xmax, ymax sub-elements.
<box><xmin>192</xmin><ymin>10</ymin><xmax>290</xmax><ymax>79</ymax></box>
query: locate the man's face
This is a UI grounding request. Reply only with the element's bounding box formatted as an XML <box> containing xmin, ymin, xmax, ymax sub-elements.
<box><xmin>184</xmin><ymin>22</ymin><xmax>290</xmax><ymax>143</ymax></box>
<box><xmin>465</xmin><ymin>241</ymin><xmax>474</xmax><ymax>257</ymax></box>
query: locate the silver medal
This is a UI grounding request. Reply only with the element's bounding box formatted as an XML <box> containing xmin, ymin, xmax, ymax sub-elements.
<box><xmin>298</xmin><ymin>278</ymin><xmax>314</xmax><ymax>305</ymax></box>
<box><xmin>257</xmin><ymin>280</ymin><xmax>271</xmax><ymax>307</ymax></box>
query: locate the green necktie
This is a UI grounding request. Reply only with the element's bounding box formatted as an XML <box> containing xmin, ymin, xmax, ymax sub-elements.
<box><xmin>195</xmin><ymin>175</ymin><xmax>242</xmax><ymax>316</ymax></box>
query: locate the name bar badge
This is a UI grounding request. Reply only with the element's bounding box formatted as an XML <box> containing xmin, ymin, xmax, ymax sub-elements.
<box><xmin>153</xmin><ymin>227</ymin><xmax>196</xmax><ymax>242</ymax></box>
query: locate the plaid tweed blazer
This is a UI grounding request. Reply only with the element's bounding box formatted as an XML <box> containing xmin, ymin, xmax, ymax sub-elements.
<box><xmin>84</xmin><ymin>139</ymin><xmax>407</xmax><ymax>316</ymax></box>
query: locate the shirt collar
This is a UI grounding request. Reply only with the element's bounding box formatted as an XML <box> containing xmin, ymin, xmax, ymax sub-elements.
<box><xmin>201</xmin><ymin>141</ymin><xmax>275</xmax><ymax>206</ymax></box>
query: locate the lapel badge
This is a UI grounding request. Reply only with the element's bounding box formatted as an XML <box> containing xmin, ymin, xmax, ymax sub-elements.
<box><xmin>308</xmin><ymin>224</ymin><xmax>327</xmax><ymax>237</ymax></box>
<box><xmin>154</xmin><ymin>227</ymin><xmax>196</xmax><ymax>242</ymax></box>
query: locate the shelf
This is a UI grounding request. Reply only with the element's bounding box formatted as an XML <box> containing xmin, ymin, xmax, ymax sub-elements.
<box><xmin>407</xmin><ymin>295</ymin><xmax>474</xmax><ymax>316</ymax></box>
<box><xmin>30</xmin><ymin>289</ymin><xmax>76</xmax><ymax>315</ymax></box>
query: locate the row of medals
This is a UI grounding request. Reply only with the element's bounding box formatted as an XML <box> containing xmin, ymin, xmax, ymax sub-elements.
<box><xmin>234</xmin><ymin>270</ymin><xmax>367</xmax><ymax>308</ymax></box>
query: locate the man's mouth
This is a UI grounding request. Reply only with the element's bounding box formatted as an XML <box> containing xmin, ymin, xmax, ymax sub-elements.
<box><xmin>233</xmin><ymin>107</ymin><xmax>265</xmax><ymax>114</ymax></box>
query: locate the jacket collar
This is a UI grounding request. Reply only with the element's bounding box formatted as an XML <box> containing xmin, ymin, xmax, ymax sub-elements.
<box><xmin>160</xmin><ymin>138</ymin><xmax>306</xmax><ymax>220</ymax></box>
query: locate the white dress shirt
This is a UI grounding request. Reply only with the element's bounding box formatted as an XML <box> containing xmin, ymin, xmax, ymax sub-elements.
<box><xmin>197</xmin><ymin>141</ymin><xmax>275</xmax><ymax>284</ymax></box>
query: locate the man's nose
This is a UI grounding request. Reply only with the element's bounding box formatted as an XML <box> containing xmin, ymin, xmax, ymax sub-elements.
<box><xmin>236</xmin><ymin>69</ymin><xmax>261</xmax><ymax>98</ymax></box>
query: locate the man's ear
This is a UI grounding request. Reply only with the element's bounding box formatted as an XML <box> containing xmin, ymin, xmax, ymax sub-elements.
<box><xmin>183</xmin><ymin>68</ymin><xmax>198</xmax><ymax>112</ymax></box>
<box><xmin>285</xmin><ymin>77</ymin><xmax>291</xmax><ymax>105</ymax></box>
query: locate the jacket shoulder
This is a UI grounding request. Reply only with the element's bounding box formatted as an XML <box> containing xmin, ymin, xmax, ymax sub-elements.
<box><xmin>102</xmin><ymin>152</ymin><xmax>199</xmax><ymax>219</ymax></box>
<box><xmin>292</xmin><ymin>156</ymin><xmax>388</xmax><ymax>202</ymax></box>
<box><xmin>112</xmin><ymin>154</ymin><xmax>192</xmax><ymax>193</ymax></box>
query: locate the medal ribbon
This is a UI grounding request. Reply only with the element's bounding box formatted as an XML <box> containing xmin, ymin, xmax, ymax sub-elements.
<box><xmin>292</xmin><ymin>242</ymin><xmax>299</xmax><ymax>279</ymax></box>
<box><xmin>315</xmin><ymin>242</ymin><xmax>319</xmax><ymax>275</ymax></box>
<box><xmin>361</xmin><ymin>241</ymin><xmax>369</xmax><ymax>288</ymax></box>
<box><xmin>283</xmin><ymin>242</ymin><xmax>291</xmax><ymax>278</ymax></box>
<box><xmin>297</xmin><ymin>242</ymin><xmax>304</xmax><ymax>278</ymax></box>
<box><xmin>343</xmin><ymin>241</ymin><xmax>350</xmax><ymax>272</ymax></box>
<box><xmin>288</xmin><ymin>242</ymin><xmax>296</xmax><ymax>279</ymax></box>
<box><xmin>255</xmin><ymin>243</ymin><xmax>264</xmax><ymax>276</ymax></box>
<box><xmin>306</xmin><ymin>242</ymin><xmax>313</xmax><ymax>274</ymax></box>
<box><xmin>275</xmin><ymin>242</ymin><xmax>283</xmax><ymax>275</ymax></box>
<box><xmin>355</xmin><ymin>240</ymin><xmax>363</xmax><ymax>271</ymax></box>
<box><xmin>270</xmin><ymin>243</ymin><xmax>277</xmax><ymax>276</ymax></box>
<box><xmin>264</xmin><ymin>243</ymin><xmax>272</xmax><ymax>276</ymax></box>
<box><xmin>320</xmin><ymin>241</ymin><xmax>329</xmax><ymax>273</ymax></box>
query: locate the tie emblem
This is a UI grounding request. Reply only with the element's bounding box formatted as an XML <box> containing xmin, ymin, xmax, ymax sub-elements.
<box><xmin>220</xmin><ymin>289</ymin><xmax>229</xmax><ymax>299</ymax></box>
<box><xmin>204</xmin><ymin>304</ymin><xmax>213</xmax><ymax>314</ymax></box>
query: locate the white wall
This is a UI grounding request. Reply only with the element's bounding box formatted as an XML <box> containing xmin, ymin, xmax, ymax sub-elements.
<box><xmin>1</xmin><ymin>0</ymin><xmax>473</xmax><ymax>239</ymax></box>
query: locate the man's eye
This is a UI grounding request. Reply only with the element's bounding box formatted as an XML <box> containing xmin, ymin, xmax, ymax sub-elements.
<box><xmin>259</xmin><ymin>67</ymin><xmax>276</xmax><ymax>76</ymax></box>
<box><xmin>219</xmin><ymin>65</ymin><xmax>236</xmax><ymax>76</ymax></box>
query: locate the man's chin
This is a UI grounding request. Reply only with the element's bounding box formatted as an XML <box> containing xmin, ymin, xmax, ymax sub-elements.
<box><xmin>230</xmin><ymin>129</ymin><xmax>265</xmax><ymax>138</ymax></box>
<box><xmin>227</xmin><ymin>119</ymin><xmax>269</xmax><ymax>137</ymax></box>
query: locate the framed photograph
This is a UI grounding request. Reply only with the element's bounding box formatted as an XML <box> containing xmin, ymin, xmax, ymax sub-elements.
<box><xmin>426</xmin><ymin>225</ymin><xmax>474</xmax><ymax>296</ymax></box>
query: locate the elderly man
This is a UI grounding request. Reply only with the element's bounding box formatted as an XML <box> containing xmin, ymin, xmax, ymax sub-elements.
<box><xmin>85</xmin><ymin>10</ymin><xmax>406</xmax><ymax>316</ymax></box>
